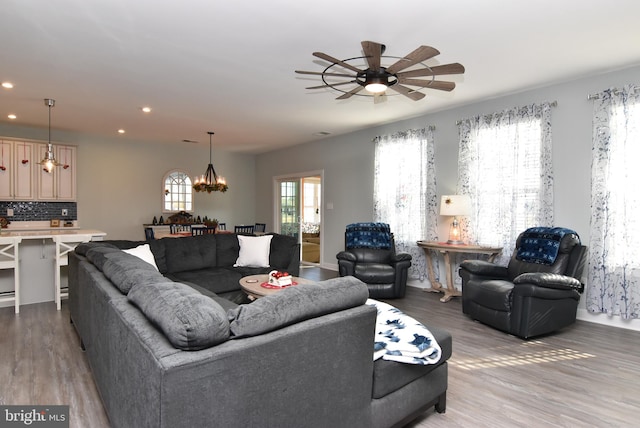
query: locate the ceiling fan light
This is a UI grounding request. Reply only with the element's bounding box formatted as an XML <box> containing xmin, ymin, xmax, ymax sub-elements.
<box><xmin>365</xmin><ymin>82</ymin><xmax>388</xmax><ymax>94</ymax></box>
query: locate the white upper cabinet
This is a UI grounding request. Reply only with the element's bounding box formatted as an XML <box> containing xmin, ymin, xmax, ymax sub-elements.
<box><xmin>37</xmin><ymin>144</ymin><xmax>76</xmax><ymax>201</ymax></box>
<box><xmin>0</xmin><ymin>140</ymin><xmax>36</xmax><ymax>200</ymax></box>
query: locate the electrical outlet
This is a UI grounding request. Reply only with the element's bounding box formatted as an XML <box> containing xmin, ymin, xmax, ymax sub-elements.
<box><xmin>6</xmin><ymin>208</ymin><xmax>13</xmax><ymax>217</ymax></box>
<box><xmin>62</xmin><ymin>209</ymin><xmax>68</xmax><ymax>216</ymax></box>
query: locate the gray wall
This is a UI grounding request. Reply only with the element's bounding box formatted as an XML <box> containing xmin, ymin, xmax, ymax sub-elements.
<box><xmin>255</xmin><ymin>64</ymin><xmax>640</xmax><ymax>331</ymax></box>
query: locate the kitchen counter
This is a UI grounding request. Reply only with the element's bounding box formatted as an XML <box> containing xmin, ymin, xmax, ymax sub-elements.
<box><xmin>2</xmin><ymin>228</ymin><xmax>106</xmax><ymax>239</ymax></box>
<box><xmin>0</xmin><ymin>228</ymin><xmax>106</xmax><ymax>310</ymax></box>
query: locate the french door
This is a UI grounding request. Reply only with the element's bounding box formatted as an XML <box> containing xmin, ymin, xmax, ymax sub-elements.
<box><xmin>277</xmin><ymin>179</ymin><xmax>301</xmax><ymax>240</ymax></box>
<box><xmin>274</xmin><ymin>171</ymin><xmax>323</xmax><ymax>264</ymax></box>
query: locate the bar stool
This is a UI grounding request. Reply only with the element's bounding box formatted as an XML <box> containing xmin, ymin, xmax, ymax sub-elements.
<box><xmin>0</xmin><ymin>236</ymin><xmax>22</xmax><ymax>314</ymax></box>
<box><xmin>54</xmin><ymin>234</ymin><xmax>92</xmax><ymax>311</ymax></box>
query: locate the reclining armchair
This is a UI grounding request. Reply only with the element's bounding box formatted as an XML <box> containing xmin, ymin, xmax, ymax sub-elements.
<box><xmin>459</xmin><ymin>227</ymin><xmax>587</xmax><ymax>339</ymax></box>
<box><xmin>336</xmin><ymin>223</ymin><xmax>412</xmax><ymax>299</ymax></box>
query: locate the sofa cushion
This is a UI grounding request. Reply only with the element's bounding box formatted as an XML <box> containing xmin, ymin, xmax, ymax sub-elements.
<box><xmin>372</xmin><ymin>324</ymin><xmax>452</xmax><ymax>399</ymax></box>
<box><xmin>214</xmin><ymin>233</ymin><xmax>241</xmax><ymax>267</ymax></box>
<box><xmin>234</xmin><ymin>235</ymin><xmax>273</xmax><ymax>267</ymax></box>
<box><xmin>128</xmin><ymin>281</ymin><xmax>230</xmax><ymax>350</ymax></box>
<box><xmin>162</xmin><ymin>235</ymin><xmax>217</xmax><ymax>273</ymax></box>
<box><xmin>123</xmin><ymin>243</ymin><xmax>159</xmax><ymax>270</ymax></box>
<box><xmin>167</xmin><ymin>268</ymin><xmax>244</xmax><ymax>295</ymax></box>
<box><xmin>85</xmin><ymin>246</ymin><xmax>122</xmax><ymax>270</ymax></box>
<box><xmin>102</xmin><ymin>251</ymin><xmax>170</xmax><ymax>294</ymax></box>
<box><xmin>76</xmin><ymin>241</ymin><xmax>119</xmax><ymax>257</ymax></box>
<box><xmin>268</xmin><ymin>233</ymin><xmax>299</xmax><ymax>270</ymax></box>
<box><xmin>227</xmin><ymin>276</ymin><xmax>369</xmax><ymax>338</ymax></box>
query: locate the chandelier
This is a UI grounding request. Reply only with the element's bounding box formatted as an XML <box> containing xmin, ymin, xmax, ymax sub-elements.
<box><xmin>193</xmin><ymin>131</ymin><xmax>228</xmax><ymax>193</ymax></box>
<box><xmin>40</xmin><ymin>98</ymin><xmax>60</xmax><ymax>173</ymax></box>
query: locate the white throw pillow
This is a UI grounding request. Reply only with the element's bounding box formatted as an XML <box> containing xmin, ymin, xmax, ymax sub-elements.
<box><xmin>123</xmin><ymin>244</ymin><xmax>159</xmax><ymax>270</ymax></box>
<box><xmin>234</xmin><ymin>235</ymin><xmax>273</xmax><ymax>267</ymax></box>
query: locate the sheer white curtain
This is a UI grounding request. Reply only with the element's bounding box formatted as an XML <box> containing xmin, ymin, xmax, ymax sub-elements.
<box><xmin>457</xmin><ymin>103</ymin><xmax>554</xmax><ymax>265</ymax></box>
<box><xmin>373</xmin><ymin>127</ymin><xmax>438</xmax><ymax>280</ymax></box>
<box><xmin>588</xmin><ymin>86</ymin><xmax>640</xmax><ymax>320</ymax></box>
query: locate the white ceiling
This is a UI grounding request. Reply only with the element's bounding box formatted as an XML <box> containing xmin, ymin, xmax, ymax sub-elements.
<box><xmin>2</xmin><ymin>0</ymin><xmax>640</xmax><ymax>153</ymax></box>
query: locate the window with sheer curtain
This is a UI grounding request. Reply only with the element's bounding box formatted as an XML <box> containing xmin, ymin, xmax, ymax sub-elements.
<box><xmin>588</xmin><ymin>86</ymin><xmax>640</xmax><ymax>319</ymax></box>
<box><xmin>457</xmin><ymin>103</ymin><xmax>554</xmax><ymax>265</ymax></box>
<box><xmin>373</xmin><ymin>128</ymin><xmax>438</xmax><ymax>280</ymax></box>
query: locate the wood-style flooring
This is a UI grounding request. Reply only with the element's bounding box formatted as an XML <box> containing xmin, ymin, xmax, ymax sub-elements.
<box><xmin>1</xmin><ymin>266</ymin><xmax>639</xmax><ymax>428</ymax></box>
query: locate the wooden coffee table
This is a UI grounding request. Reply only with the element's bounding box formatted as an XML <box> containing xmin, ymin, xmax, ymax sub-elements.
<box><xmin>239</xmin><ymin>274</ymin><xmax>313</xmax><ymax>299</ymax></box>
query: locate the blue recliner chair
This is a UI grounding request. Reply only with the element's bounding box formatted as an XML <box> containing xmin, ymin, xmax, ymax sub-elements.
<box><xmin>336</xmin><ymin>222</ymin><xmax>412</xmax><ymax>299</ymax></box>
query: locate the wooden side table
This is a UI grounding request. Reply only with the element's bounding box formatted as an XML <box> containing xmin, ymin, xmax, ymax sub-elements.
<box><xmin>417</xmin><ymin>241</ymin><xmax>503</xmax><ymax>302</ymax></box>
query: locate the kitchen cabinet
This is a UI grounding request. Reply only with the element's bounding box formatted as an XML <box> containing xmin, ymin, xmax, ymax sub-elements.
<box><xmin>37</xmin><ymin>143</ymin><xmax>76</xmax><ymax>201</ymax></box>
<box><xmin>0</xmin><ymin>140</ymin><xmax>36</xmax><ymax>200</ymax></box>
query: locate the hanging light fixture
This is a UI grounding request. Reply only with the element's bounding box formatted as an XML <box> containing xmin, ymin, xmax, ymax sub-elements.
<box><xmin>193</xmin><ymin>131</ymin><xmax>228</xmax><ymax>193</ymax></box>
<box><xmin>40</xmin><ymin>98</ymin><xmax>59</xmax><ymax>173</ymax></box>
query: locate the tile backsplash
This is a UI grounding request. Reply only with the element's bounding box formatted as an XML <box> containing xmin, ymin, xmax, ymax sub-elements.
<box><xmin>0</xmin><ymin>201</ymin><xmax>77</xmax><ymax>221</ymax></box>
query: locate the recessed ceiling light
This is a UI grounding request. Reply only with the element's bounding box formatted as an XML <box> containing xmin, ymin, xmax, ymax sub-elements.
<box><xmin>118</xmin><ymin>129</ymin><xmax>126</xmax><ymax>134</ymax></box>
<box><xmin>141</xmin><ymin>106</ymin><xmax>152</xmax><ymax>113</ymax></box>
<box><xmin>1</xmin><ymin>82</ymin><xmax>14</xmax><ymax>89</ymax></box>
<box><xmin>7</xmin><ymin>114</ymin><xmax>16</xmax><ymax>120</ymax></box>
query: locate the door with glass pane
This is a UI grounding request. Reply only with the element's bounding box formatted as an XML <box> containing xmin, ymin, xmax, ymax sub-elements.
<box><xmin>277</xmin><ymin>179</ymin><xmax>300</xmax><ymax>240</ymax></box>
<box><xmin>275</xmin><ymin>173</ymin><xmax>322</xmax><ymax>265</ymax></box>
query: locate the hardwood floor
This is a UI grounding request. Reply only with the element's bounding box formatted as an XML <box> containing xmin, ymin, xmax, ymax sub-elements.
<box><xmin>1</xmin><ymin>267</ymin><xmax>638</xmax><ymax>428</ymax></box>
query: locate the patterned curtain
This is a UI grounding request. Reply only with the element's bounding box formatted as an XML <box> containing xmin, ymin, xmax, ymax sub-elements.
<box><xmin>457</xmin><ymin>103</ymin><xmax>554</xmax><ymax>265</ymax></box>
<box><xmin>373</xmin><ymin>127</ymin><xmax>438</xmax><ymax>281</ymax></box>
<box><xmin>587</xmin><ymin>85</ymin><xmax>640</xmax><ymax>320</ymax></box>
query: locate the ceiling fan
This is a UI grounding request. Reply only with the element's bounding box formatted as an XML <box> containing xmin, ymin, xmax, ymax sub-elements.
<box><xmin>295</xmin><ymin>41</ymin><xmax>465</xmax><ymax>101</ymax></box>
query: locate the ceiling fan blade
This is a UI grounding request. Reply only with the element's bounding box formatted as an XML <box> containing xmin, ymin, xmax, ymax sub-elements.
<box><xmin>336</xmin><ymin>85</ymin><xmax>365</xmax><ymax>100</ymax></box>
<box><xmin>306</xmin><ymin>80</ymin><xmax>357</xmax><ymax>90</ymax></box>
<box><xmin>397</xmin><ymin>78</ymin><xmax>456</xmax><ymax>91</ymax></box>
<box><xmin>295</xmin><ymin>70</ymin><xmax>356</xmax><ymax>78</ymax></box>
<box><xmin>388</xmin><ymin>84</ymin><xmax>425</xmax><ymax>101</ymax></box>
<box><xmin>361</xmin><ymin>41</ymin><xmax>384</xmax><ymax>70</ymax></box>
<box><xmin>386</xmin><ymin>46</ymin><xmax>440</xmax><ymax>74</ymax></box>
<box><xmin>313</xmin><ymin>52</ymin><xmax>363</xmax><ymax>74</ymax></box>
<box><xmin>397</xmin><ymin>63</ymin><xmax>465</xmax><ymax>78</ymax></box>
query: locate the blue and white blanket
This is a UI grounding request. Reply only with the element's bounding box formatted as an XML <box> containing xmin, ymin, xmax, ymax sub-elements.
<box><xmin>516</xmin><ymin>227</ymin><xmax>579</xmax><ymax>265</ymax></box>
<box><xmin>367</xmin><ymin>299</ymin><xmax>441</xmax><ymax>365</ymax></box>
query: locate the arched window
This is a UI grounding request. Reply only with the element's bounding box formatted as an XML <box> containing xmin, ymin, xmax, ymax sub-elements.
<box><xmin>163</xmin><ymin>170</ymin><xmax>193</xmax><ymax>212</ymax></box>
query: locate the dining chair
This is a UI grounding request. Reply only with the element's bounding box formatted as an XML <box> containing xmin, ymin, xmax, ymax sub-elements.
<box><xmin>254</xmin><ymin>223</ymin><xmax>266</xmax><ymax>233</ymax></box>
<box><xmin>217</xmin><ymin>223</ymin><xmax>227</xmax><ymax>231</ymax></box>
<box><xmin>192</xmin><ymin>226</ymin><xmax>216</xmax><ymax>236</ymax></box>
<box><xmin>170</xmin><ymin>224</ymin><xmax>191</xmax><ymax>234</ymax></box>
<box><xmin>144</xmin><ymin>227</ymin><xmax>155</xmax><ymax>240</ymax></box>
<box><xmin>235</xmin><ymin>225</ymin><xmax>255</xmax><ymax>234</ymax></box>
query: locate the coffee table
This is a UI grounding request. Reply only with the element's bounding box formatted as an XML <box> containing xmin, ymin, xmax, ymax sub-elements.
<box><xmin>239</xmin><ymin>274</ymin><xmax>313</xmax><ymax>299</ymax></box>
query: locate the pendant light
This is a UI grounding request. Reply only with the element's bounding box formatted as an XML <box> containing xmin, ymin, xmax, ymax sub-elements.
<box><xmin>193</xmin><ymin>131</ymin><xmax>228</xmax><ymax>193</ymax></box>
<box><xmin>40</xmin><ymin>98</ymin><xmax>59</xmax><ymax>173</ymax></box>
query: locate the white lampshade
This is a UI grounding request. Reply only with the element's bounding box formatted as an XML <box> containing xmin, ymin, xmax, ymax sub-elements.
<box><xmin>440</xmin><ymin>195</ymin><xmax>471</xmax><ymax>217</ymax></box>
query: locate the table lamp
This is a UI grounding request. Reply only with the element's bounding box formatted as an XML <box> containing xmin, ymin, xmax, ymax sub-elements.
<box><xmin>440</xmin><ymin>195</ymin><xmax>471</xmax><ymax>245</ymax></box>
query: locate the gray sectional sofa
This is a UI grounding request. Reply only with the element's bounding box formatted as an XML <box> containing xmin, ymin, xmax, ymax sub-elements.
<box><xmin>68</xmin><ymin>233</ymin><xmax>451</xmax><ymax>428</ymax></box>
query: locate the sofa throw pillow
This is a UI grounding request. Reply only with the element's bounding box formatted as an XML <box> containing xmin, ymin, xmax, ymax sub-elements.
<box><xmin>227</xmin><ymin>276</ymin><xmax>369</xmax><ymax>338</ymax></box>
<box><xmin>123</xmin><ymin>243</ymin><xmax>159</xmax><ymax>270</ymax></box>
<box><xmin>234</xmin><ymin>235</ymin><xmax>273</xmax><ymax>267</ymax></box>
<box><xmin>128</xmin><ymin>281</ymin><xmax>230</xmax><ymax>350</ymax></box>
